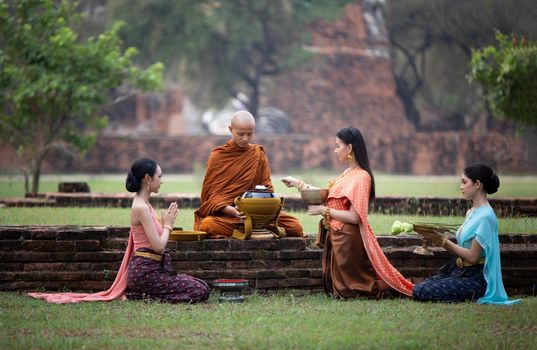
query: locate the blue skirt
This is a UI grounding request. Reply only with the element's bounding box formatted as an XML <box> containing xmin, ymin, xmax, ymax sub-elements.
<box><xmin>413</xmin><ymin>257</ymin><xmax>487</xmax><ymax>303</ymax></box>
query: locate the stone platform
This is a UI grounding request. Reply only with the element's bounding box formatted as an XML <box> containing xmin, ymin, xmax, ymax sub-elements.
<box><xmin>1</xmin><ymin>225</ymin><xmax>536</xmax><ymax>296</ymax></box>
<box><xmin>1</xmin><ymin>193</ymin><xmax>536</xmax><ymax>217</ymax></box>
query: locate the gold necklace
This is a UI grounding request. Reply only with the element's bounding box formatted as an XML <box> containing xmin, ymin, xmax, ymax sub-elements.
<box><xmin>328</xmin><ymin>167</ymin><xmax>357</xmax><ymax>188</ymax></box>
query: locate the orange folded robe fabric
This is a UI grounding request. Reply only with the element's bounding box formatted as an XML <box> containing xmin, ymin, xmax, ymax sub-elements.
<box><xmin>194</xmin><ymin>139</ymin><xmax>303</xmax><ymax>238</ymax></box>
<box><xmin>327</xmin><ymin>168</ymin><xmax>414</xmax><ymax>297</ymax></box>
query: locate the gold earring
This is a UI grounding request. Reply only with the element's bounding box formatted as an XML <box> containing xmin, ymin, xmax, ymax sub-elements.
<box><xmin>347</xmin><ymin>152</ymin><xmax>353</xmax><ymax>162</ymax></box>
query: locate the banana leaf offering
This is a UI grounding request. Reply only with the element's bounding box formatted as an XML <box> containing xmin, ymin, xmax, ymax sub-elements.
<box><xmin>390</xmin><ymin>220</ymin><xmax>460</xmax><ymax>236</ymax></box>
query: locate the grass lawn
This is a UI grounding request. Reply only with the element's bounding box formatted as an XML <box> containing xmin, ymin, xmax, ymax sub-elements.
<box><xmin>1</xmin><ymin>208</ymin><xmax>536</xmax><ymax>234</ymax></box>
<box><xmin>1</xmin><ymin>173</ymin><xmax>537</xmax><ymax>198</ymax></box>
<box><xmin>1</xmin><ymin>292</ymin><xmax>535</xmax><ymax>349</ymax></box>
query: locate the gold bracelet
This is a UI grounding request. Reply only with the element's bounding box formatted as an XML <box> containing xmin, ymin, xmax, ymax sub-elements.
<box><xmin>163</xmin><ymin>225</ymin><xmax>173</xmax><ymax>232</ymax></box>
<box><xmin>322</xmin><ymin>207</ymin><xmax>331</xmax><ymax>229</ymax></box>
<box><xmin>441</xmin><ymin>236</ymin><xmax>448</xmax><ymax>248</ymax></box>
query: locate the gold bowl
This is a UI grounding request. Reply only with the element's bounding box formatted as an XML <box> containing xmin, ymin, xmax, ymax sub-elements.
<box><xmin>300</xmin><ymin>188</ymin><xmax>328</xmax><ymax>205</ymax></box>
<box><xmin>235</xmin><ymin>197</ymin><xmax>283</xmax><ymax>229</ymax></box>
<box><xmin>232</xmin><ymin>197</ymin><xmax>285</xmax><ymax>240</ymax></box>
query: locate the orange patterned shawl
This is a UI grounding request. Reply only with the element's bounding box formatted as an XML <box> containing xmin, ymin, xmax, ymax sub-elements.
<box><xmin>327</xmin><ymin>168</ymin><xmax>414</xmax><ymax>296</ymax></box>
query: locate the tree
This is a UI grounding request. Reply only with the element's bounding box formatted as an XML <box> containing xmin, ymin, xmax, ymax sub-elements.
<box><xmin>107</xmin><ymin>0</ymin><xmax>352</xmax><ymax>117</ymax></box>
<box><xmin>0</xmin><ymin>0</ymin><xmax>163</xmax><ymax>193</ymax></box>
<box><xmin>385</xmin><ymin>0</ymin><xmax>537</xmax><ymax>130</ymax></box>
<box><xmin>468</xmin><ymin>32</ymin><xmax>537</xmax><ymax>125</ymax></box>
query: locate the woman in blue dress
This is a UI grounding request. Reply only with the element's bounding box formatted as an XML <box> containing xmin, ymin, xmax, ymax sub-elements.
<box><xmin>413</xmin><ymin>163</ymin><xmax>521</xmax><ymax>305</ymax></box>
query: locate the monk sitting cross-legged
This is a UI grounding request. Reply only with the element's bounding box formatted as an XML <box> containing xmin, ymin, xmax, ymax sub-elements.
<box><xmin>194</xmin><ymin>111</ymin><xmax>304</xmax><ymax>238</ymax></box>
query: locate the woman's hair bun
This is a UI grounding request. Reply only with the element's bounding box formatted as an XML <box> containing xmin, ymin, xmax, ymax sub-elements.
<box><xmin>125</xmin><ymin>158</ymin><xmax>158</xmax><ymax>193</ymax></box>
<box><xmin>486</xmin><ymin>172</ymin><xmax>500</xmax><ymax>194</ymax></box>
<box><xmin>125</xmin><ymin>170</ymin><xmax>141</xmax><ymax>193</ymax></box>
<box><xmin>463</xmin><ymin>163</ymin><xmax>500</xmax><ymax>195</ymax></box>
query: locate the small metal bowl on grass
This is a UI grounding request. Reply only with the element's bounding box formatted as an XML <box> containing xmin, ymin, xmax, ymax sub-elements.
<box><xmin>299</xmin><ymin>188</ymin><xmax>329</xmax><ymax>205</ymax></box>
<box><xmin>213</xmin><ymin>279</ymin><xmax>249</xmax><ymax>303</ymax></box>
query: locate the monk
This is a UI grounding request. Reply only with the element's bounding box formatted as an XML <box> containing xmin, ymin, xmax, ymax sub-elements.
<box><xmin>194</xmin><ymin>111</ymin><xmax>304</xmax><ymax>238</ymax></box>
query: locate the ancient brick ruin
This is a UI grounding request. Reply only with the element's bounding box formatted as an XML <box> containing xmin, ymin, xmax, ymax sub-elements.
<box><xmin>0</xmin><ymin>2</ymin><xmax>534</xmax><ymax>175</ymax></box>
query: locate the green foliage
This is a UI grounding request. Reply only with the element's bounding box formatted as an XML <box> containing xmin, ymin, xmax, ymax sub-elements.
<box><xmin>469</xmin><ymin>32</ymin><xmax>537</xmax><ymax>125</ymax></box>
<box><xmin>108</xmin><ymin>0</ymin><xmax>352</xmax><ymax>114</ymax></box>
<box><xmin>386</xmin><ymin>0</ymin><xmax>537</xmax><ymax>130</ymax></box>
<box><xmin>0</xmin><ymin>0</ymin><xmax>163</xmax><ymax>193</ymax></box>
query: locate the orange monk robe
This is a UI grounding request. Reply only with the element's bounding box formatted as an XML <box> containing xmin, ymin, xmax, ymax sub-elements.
<box><xmin>194</xmin><ymin>139</ymin><xmax>303</xmax><ymax>238</ymax></box>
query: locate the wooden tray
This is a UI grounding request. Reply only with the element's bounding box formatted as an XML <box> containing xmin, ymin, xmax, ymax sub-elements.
<box><xmin>169</xmin><ymin>230</ymin><xmax>207</xmax><ymax>241</ymax></box>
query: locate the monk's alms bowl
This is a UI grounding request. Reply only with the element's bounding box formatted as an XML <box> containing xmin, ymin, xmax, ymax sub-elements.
<box><xmin>300</xmin><ymin>188</ymin><xmax>329</xmax><ymax>205</ymax></box>
<box><xmin>242</xmin><ymin>190</ymin><xmax>278</xmax><ymax>199</ymax></box>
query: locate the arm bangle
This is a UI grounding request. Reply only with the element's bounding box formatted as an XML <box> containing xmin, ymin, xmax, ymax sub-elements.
<box><xmin>441</xmin><ymin>236</ymin><xmax>448</xmax><ymax>248</ymax></box>
<box><xmin>163</xmin><ymin>225</ymin><xmax>173</xmax><ymax>232</ymax></box>
<box><xmin>322</xmin><ymin>207</ymin><xmax>331</xmax><ymax>229</ymax></box>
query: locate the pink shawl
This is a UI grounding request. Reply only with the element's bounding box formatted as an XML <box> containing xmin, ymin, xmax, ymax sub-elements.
<box><xmin>27</xmin><ymin>233</ymin><xmax>133</xmax><ymax>303</ymax></box>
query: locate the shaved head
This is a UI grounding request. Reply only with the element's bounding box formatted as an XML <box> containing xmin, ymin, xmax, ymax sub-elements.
<box><xmin>230</xmin><ymin>111</ymin><xmax>255</xmax><ymax>129</ymax></box>
<box><xmin>229</xmin><ymin>111</ymin><xmax>255</xmax><ymax>148</ymax></box>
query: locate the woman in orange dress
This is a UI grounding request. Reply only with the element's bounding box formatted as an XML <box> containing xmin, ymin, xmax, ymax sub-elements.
<box><xmin>283</xmin><ymin>127</ymin><xmax>413</xmax><ymax>298</ymax></box>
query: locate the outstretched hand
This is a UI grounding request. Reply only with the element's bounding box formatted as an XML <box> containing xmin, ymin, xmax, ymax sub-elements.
<box><xmin>281</xmin><ymin>176</ymin><xmax>300</xmax><ymax>188</ymax></box>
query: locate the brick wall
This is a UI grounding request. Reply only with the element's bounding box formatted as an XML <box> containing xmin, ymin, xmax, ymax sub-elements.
<box><xmin>0</xmin><ymin>130</ymin><xmax>531</xmax><ymax>176</ymax></box>
<box><xmin>1</xmin><ymin>226</ymin><xmax>535</xmax><ymax>296</ymax></box>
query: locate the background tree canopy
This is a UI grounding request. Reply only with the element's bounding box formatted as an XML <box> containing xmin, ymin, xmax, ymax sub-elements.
<box><xmin>385</xmin><ymin>0</ymin><xmax>537</xmax><ymax>131</ymax></box>
<box><xmin>0</xmin><ymin>0</ymin><xmax>163</xmax><ymax>193</ymax></box>
<box><xmin>105</xmin><ymin>0</ymin><xmax>354</xmax><ymax>117</ymax></box>
<box><xmin>469</xmin><ymin>32</ymin><xmax>537</xmax><ymax>125</ymax></box>
<box><xmin>87</xmin><ymin>0</ymin><xmax>537</xmax><ymax>129</ymax></box>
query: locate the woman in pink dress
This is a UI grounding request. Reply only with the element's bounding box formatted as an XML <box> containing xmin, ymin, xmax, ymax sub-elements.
<box><xmin>124</xmin><ymin>158</ymin><xmax>209</xmax><ymax>302</ymax></box>
<box><xmin>29</xmin><ymin>158</ymin><xmax>209</xmax><ymax>304</ymax></box>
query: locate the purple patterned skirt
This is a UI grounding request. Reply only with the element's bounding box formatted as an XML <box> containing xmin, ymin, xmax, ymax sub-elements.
<box><xmin>126</xmin><ymin>248</ymin><xmax>209</xmax><ymax>303</ymax></box>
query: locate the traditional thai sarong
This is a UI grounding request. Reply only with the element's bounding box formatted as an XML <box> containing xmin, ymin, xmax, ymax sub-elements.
<box><xmin>126</xmin><ymin>247</ymin><xmax>209</xmax><ymax>303</ymax></box>
<box><xmin>323</xmin><ymin>224</ymin><xmax>378</xmax><ymax>298</ymax></box>
<box><xmin>195</xmin><ymin>139</ymin><xmax>303</xmax><ymax>238</ymax></box>
<box><xmin>413</xmin><ymin>205</ymin><xmax>521</xmax><ymax>305</ymax></box>
<box><xmin>322</xmin><ymin>168</ymin><xmax>414</xmax><ymax>298</ymax></box>
<box><xmin>412</xmin><ymin>257</ymin><xmax>487</xmax><ymax>302</ymax></box>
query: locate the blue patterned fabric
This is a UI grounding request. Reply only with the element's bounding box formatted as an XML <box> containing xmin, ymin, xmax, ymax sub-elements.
<box><xmin>413</xmin><ymin>257</ymin><xmax>486</xmax><ymax>302</ymax></box>
<box><xmin>458</xmin><ymin>205</ymin><xmax>521</xmax><ymax>305</ymax></box>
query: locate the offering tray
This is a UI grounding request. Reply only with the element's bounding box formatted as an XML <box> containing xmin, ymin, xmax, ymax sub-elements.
<box><xmin>169</xmin><ymin>230</ymin><xmax>207</xmax><ymax>241</ymax></box>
